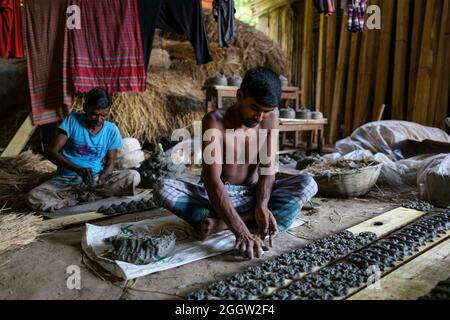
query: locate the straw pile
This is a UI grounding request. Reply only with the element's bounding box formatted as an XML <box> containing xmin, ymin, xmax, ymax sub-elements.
<box><xmin>0</xmin><ymin>210</ymin><xmax>44</xmax><ymax>255</ymax></box>
<box><xmin>70</xmin><ymin>14</ymin><xmax>289</xmax><ymax>145</ymax></box>
<box><xmin>0</xmin><ymin>151</ymin><xmax>56</xmax><ymax>208</ymax></box>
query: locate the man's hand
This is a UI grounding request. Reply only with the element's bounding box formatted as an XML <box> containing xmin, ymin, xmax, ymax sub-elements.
<box><xmin>255</xmin><ymin>207</ymin><xmax>278</xmax><ymax>243</ymax></box>
<box><xmin>76</xmin><ymin>167</ymin><xmax>94</xmax><ymax>185</ymax></box>
<box><xmin>235</xmin><ymin>232</ymin><xmax>264</xmax><ymax>260</ymax></box>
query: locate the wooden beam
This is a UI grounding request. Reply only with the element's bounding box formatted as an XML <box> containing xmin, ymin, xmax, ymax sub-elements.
<box><xmin>329</xmin><ymin>17</ymin><xmax>350</xmax><ymax>143</ymax></box>
<box><xmin>407</xmin><ymin>0</ymin><xmax>426</xmax><ymax>121</ymax></box>
<box><xmin>1</xmin><ymin>114</ymin><xmax>36</xmax><ymax>158</ymax></box>
<box><xmin>391</xmin><ymin>0</ymin><xmax>410</xmax><ymax>120</ymax></box>
<box><xmin>372</xmin><ymin>0</ymin><xmax>396</xmax><ymax>120</ymax></box>
<box><xmin>348</xmin><ymin>238</ymin><xmax>450</xmax><ymax>300</ymax></box>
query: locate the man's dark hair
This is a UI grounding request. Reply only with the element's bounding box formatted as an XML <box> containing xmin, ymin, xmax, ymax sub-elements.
<box><xmin>84</xmin><ymin>88</ymin><xmax>112</xmax><ymax>110</ymax></box>
<box><xmin>240</xmin><ymin>67</ymin><xmax>282</xmax><ymax>108</ymax></box>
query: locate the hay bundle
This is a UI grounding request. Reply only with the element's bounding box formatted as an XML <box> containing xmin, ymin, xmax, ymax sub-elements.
<box><xmin>0</xmin><ymin>151</ymin><xmax>56</xmax><ymax>208</ymax></box>
<box><xmin>0</xmin><ymin>211</ymin><xmax>44</xmax><ymax>255</ymax></box>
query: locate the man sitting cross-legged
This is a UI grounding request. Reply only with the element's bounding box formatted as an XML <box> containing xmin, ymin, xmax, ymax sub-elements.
<box><xmin>154</xmin><ymin>67</ymin><xmax>318</xmax><ymax>259</ymax></box>
<box><xmin>28</xmin><ymin>88</ymin><xmax>140</xmax><ymax>212</ymax></box>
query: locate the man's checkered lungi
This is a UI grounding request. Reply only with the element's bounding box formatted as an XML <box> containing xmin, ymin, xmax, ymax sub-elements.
<box><xmin>153</xmin><ymin>175</ymin><xmax>318</xmax><ymax>232</ymax></box>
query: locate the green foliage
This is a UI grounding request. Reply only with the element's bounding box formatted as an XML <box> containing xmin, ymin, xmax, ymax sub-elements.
<box><xmin>235</xmin><ymin>0</ymin><xmax>258</xmax><ymax>27</ymax></box>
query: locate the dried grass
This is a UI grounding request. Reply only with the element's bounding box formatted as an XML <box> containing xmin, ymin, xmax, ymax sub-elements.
<box><xmin>0</xmin><ymin>151</ymin><xmax>56</xmax><ymax>208</ymax></box>
<box><xmin>0</xmin><ymin>210</ymin><xmax>44</xmax><ymax>255</ymax></box>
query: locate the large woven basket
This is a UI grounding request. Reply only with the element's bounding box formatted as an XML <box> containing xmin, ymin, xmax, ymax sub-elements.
<box><xmin>311</xmin><ymin>163</ymin><xmax>383</xmax><ymax>198</ymax></box>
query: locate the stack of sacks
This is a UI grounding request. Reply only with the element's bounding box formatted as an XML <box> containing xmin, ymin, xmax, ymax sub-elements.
<box><xmin>116</xmin><ymin>138</ymin><xmax>146</xmax><ymax>170</ymax></box>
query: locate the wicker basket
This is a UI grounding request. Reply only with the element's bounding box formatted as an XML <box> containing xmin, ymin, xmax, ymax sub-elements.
<box><xmin>311</xmin><ymin>163</ymin><xmax>383</xmax><ymax>198</ymax></box>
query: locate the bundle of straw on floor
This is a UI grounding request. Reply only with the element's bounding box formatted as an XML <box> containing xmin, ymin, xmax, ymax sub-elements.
<box><xmin>0</xmin><ymin>151</ymin><xmax>56</xmax><ymax>208</ymax></box>
<box><xmin>0</xmin><ymin>211</ymin><xmax>44</xmax><ymax>255</ymax></box>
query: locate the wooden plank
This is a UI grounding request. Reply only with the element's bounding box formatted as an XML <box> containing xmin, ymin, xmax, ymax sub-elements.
<box><xmin>430</xmin><ymin>0</ymin><xmax>450</xmax><ymax>128</ymax></box>
<box><xmin>349</xmin><ymin>238</ymin><xmax>450</xmax><ymax>300</ymax></box>
<box><xmin>412</xmin><ymin>0</ymin><xmax>442</xmax><ymax>125</ymax></box>
<box><xmin>407</xmin><ymin>0</ymin><xmax>426</xmax><ymax>121</ymax></box>
<box><xmin>329</xmin><ymin>17</ymin><xmax>350</xmax><ymax>143</ymax></box>
<box><xmin>391</xmin><ymin>0</ymin><xmax>410</xmax><ymax>120</ymax></box>
<box><xmin>343</xmin><ymin>32</ymin><xmax>361</xmax><ymax>137</ymax></box>
<box><xmin>300</xmin><ymin>0</ymin><xmax>314</xmax><ymax>107</ymax></box>
<box><xmin>372</xmin><ymin>0</ymin><xmax>396</xmax><ymax>120</ymax></box>
<box><xmin>347</xmin><ymin>207</ymin><xmax>426</xmax><ymax>238</ymax></box>
<box><xmin>40</xmin><ymin>208</ymin><xmax>162</xmax><ymax>232</ymax></box>
<box><xmin>1</xmin><ymin>114</ymin><xmax>37</xmax><ymax>158</ymax></box>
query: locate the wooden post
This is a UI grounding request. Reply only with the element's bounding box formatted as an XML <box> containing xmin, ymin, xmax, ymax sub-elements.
<box><xmin>323</xmin><ymin>12</ymin><xmax>337</xmax><ymax>141</ymax></box>
<box><xmin>1</xmin><ymin>114</ymin><xmax>37</xmax><ymax>158</ymax></box>
<box><xmin>315</xmin><ymin>14</ymin><xmax>326</xmax><ymax>113</ymax></box>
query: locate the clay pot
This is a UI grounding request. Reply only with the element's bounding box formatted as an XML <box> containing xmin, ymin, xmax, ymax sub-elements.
<box><xmin>205</xmin><ymin>74</ymin><xmax>228</xmax><ymax>87</ymax></box>
<box><xmin>279</xmin><ymin>75</ymin><xmax>289</xmax><ymax>88</ymax></box>
<box><xmin>296</xmin><ymin>108</ymin><xmax>312</xmax><ymax>119</ymax></box>
<box><xmin>227</xmin><ymin>74</ymin><xmax>243</xmax><ymax>87</ymax></box>
<box><xmin>311</xmin><ymin>111</ymin><xmax>323</xmax><ymax>120</ymax></box>
<box><xmin>279</xmin><ymin>108</ymin><xmax>296</xmax><ymax>119</ymax></box>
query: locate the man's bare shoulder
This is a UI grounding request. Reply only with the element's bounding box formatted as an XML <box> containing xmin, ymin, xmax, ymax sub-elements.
<box><xmin>203</xmin><ymin>109</ymin><xmax>227</xmax><ymax>129</ymax></box>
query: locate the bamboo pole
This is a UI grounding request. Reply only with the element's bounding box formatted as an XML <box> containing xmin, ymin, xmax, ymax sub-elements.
<box><xmin>300</xmin><ymin>0</ymin><xmax>314</xmax><ymax>107</ymax></box>
<box><xmin>353</xmin><ymin>0</ymin><xmax>380</xmax><ymax>130</ymax></box>
<box><xmin>391</xmin><ymin>0</ymin><xmax>410</xmax><ymax>120</ymax></box>
<box><xmin>315</xmin><ymin>14</ymin><xmax>326</xmax><ymax>112</ymax></box>
<box><xmin>412</xmin><ymin>0</ymin><xmax>441</xmax><ymax>124</ymax></box>
<box><xmin>343</xmin><ymin>32</ymin><xmax>361</xmax><ymax>137</ymax></box>
<box><xmin>430</xmin><ymin>0</ymin><xmax>450</xmax><ymax>129</ymax></box>
<box><xmin>323</xmin><ymin>12</ymin><xmax>337</xmax><ymax>138</ymax></box>
<box><xmin>329</xmin><ymin>17</ymin><xmax>350</xmax><ymax>143</ymax></box>
<box><xmin>407</xmin><ymin>0</ymin><xmax>426</xmax><ymax>121</ymax></box>
<box><xmin>372</xmin><ymin>0</ymin><xmax>396</xmax><ymax>120</ymax></box>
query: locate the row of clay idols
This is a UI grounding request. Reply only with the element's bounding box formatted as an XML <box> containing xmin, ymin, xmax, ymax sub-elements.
<box><xmin>279</xmin><ymin>108</ymin><xmax>323</xmax><ymax>120</ymax></box>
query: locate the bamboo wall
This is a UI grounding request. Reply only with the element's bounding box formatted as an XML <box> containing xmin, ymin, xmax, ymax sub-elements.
<box><xmin>253</xmin><ymin>0</ymin><xmax>450</xmax><ymax>144</ymax></box>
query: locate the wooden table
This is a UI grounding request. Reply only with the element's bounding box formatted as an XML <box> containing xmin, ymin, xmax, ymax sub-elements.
<box><xmin>204</xmin><ymin>85</ymin><xmax>301</xmax><ymax>113</ymax></box>
<box><xmin>279</xmin><ymin>119</ymin><xmax>328</xmax><ymax>155</ymax></box>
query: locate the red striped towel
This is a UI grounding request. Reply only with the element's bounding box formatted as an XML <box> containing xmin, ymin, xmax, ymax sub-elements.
<box><xmin>67</xmin><ymin>0</ymin><xmax>146</xmax><ymax>93</ymax></box>
<box><xmin>22</xmin><ymin>0</ymin><xmax>69</xmax><ymax>125</ymax></box>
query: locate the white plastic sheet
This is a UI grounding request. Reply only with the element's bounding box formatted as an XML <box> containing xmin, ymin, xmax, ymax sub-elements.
<box><xmin>336</xmin><ymin>121</ymin><xmax>450</xmax><ymax>160</ymax></box>
<box><xmin>82</xmin><ymin>215</ymin><xmax>305</xmax><ymax>280</ymax></box>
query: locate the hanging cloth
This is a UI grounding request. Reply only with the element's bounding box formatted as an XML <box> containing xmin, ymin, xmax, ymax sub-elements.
<box><xmin>213</xmin><ymin>0</ymin><xmax>236</xmax><ymax>48</ymax></box>
<box><xmin>0</xmin><ymin>0</ymin><xmax>23</xmax><ymax>59</ymax></box>
<box><xmin>23</xmin><ymin>0</ymin><xmax>68</xmax><ymax>125</ymax></box>
<box><xmin>67</xmin><ymin>0</ymin><xmax>146</xmax><ymax>93</ymax></box>
<box><xmin>326</xmin><ymin>0</ymin><xmax>336</xmax><ymax>16</ymax></box>
<box><xmin>138</xmin><ymin>0</ymin><xmax>213</xmax><ymax>70</ymax></box>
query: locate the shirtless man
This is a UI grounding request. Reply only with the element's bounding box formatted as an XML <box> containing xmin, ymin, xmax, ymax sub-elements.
<box><xmin>154</xmin><ymin>67</ymin><xmax>318</xmax><ymax>259</ymax></box>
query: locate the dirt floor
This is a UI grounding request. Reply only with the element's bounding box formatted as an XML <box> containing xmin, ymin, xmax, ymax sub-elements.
<box><xmin>0</xmin><ymin>185</ymin><xmax>417</xmax><ymax>300</ymax></box>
